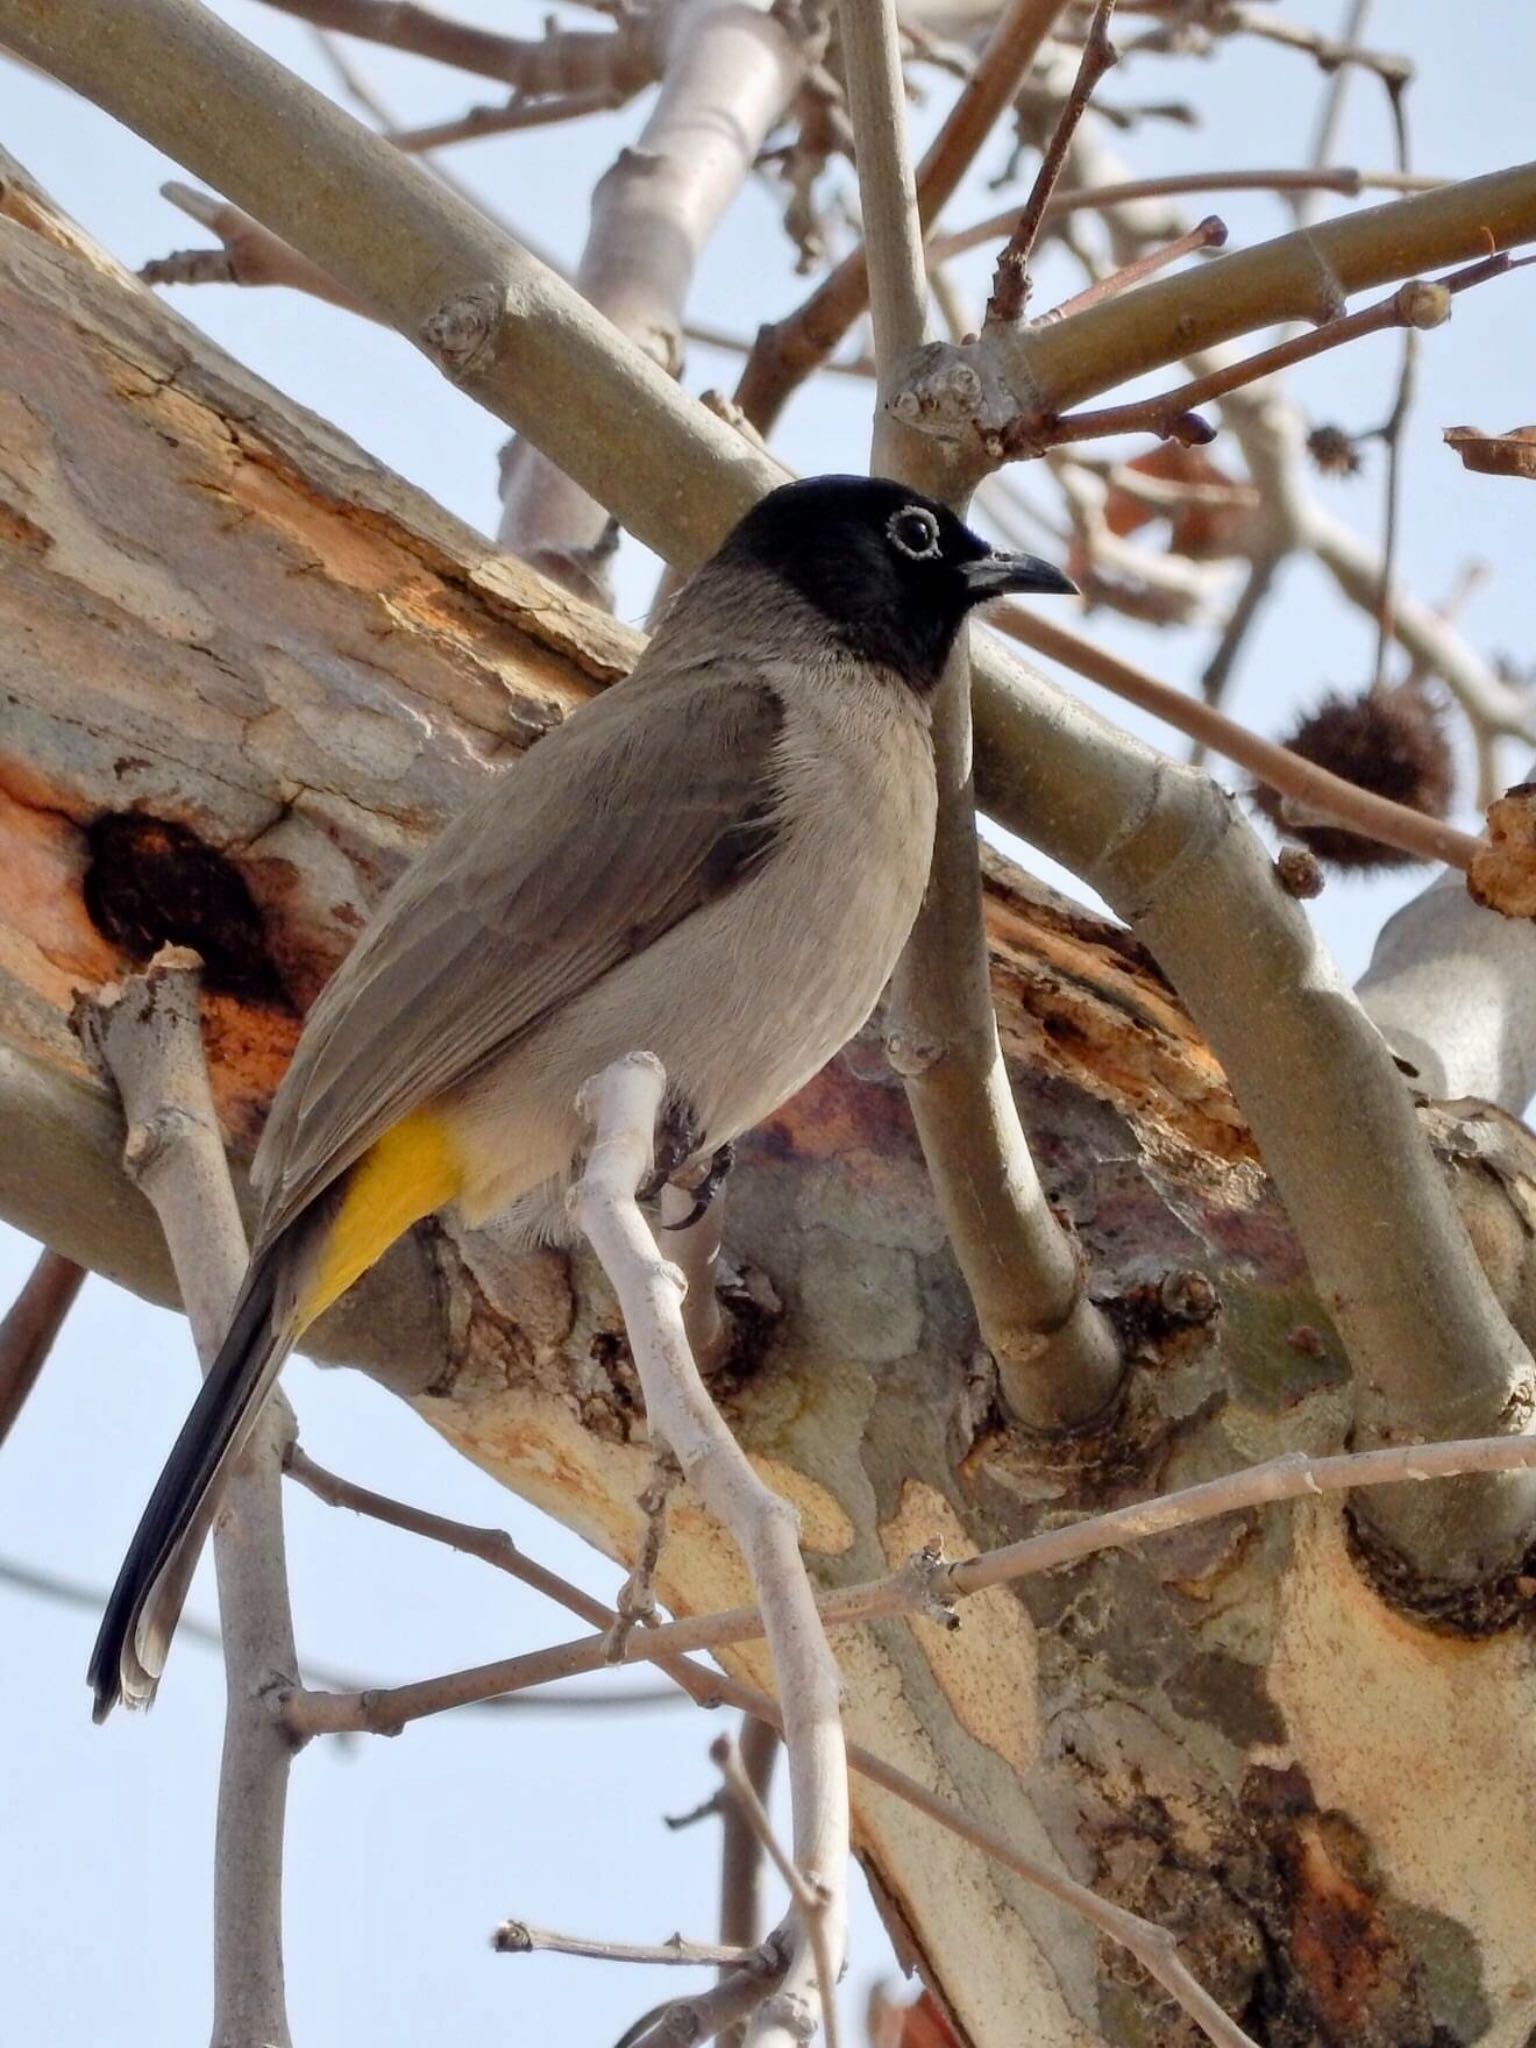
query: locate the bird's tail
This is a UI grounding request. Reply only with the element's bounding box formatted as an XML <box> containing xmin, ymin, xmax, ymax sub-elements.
<box><xmin>87</xmin><ymin>1228</ymin><xmax>306</xmax><ymax>1722</ymax></box>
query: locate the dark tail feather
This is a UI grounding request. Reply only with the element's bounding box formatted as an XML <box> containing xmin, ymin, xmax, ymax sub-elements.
<box><xmin>88</xmin><ymin>1241</ymin><xmax>297</xmax><ymax>1721</ymax></box>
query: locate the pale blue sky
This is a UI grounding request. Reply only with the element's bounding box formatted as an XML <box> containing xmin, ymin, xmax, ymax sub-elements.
<box><xmin>2</xmin><ymin>5</ymin><xmax>1534</xmax><ymax>2043</ymax></box>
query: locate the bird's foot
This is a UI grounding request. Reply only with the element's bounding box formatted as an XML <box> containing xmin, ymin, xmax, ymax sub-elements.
<box><xmin>662</xmin><ymin>1142</ymin><xmax>736</xmax><ymax>1233</ymax></box>
<box><xmin>640</xmin><ymin>1095</ymin><xmax>702</xmax><ymax>1203</ymax></box>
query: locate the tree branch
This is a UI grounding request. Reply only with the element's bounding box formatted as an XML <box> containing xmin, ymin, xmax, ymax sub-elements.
<box><xmin>0</xmin><ymin>1247</ymin><xmax>84</xmax><ymax>1450</ymax></box>
<box><xmin>718</xmin><ymin>1714</ymin><xmax>779</xmax><ymax>2048</ymax></box>
<box><xmin>986</xmin><ymin>604</ymin><xmax>1486</xmax><ymax>870</ymax></box>
<box><xmin>566</xmin><ymin>1054</ymin><xmax>847</xmax><ymax>2048</ymax></box>
<box><xmin>843</xmin><ymin>0</ymin><xmax>1124</xmax><ymax>1430</ymax></box>
<box><xmin>256</xmin><ymin>0</ymin><xmax>659</xmax><ymax>94</ymax></box>
<box><xmin>76</xmin><ymin>949</ymin><xmax>298</xmax><ymax>2048</ymax></box>
<box><xmin>492</xmin><ymin>1921</ymin><xmax>760</xmax><ymax>1969</ymax></box>
<box><xmin>733</xmin><ymin>0</ymin><xmax>1071</xmax><ymax>434</ymax></box>
<box><xmin>285</xmin><ymin>1449</ymin><xmax>1280</xmax><ymax>2048</ymax></box>
<box><xmin>892</xmin><ymin>162</ymin><xmax>1536</xmax><ymax>468</ymax></box>
<box><xmin>927</xmin><ymin>164</ymin><xmax>1446</xmax><ymax>265</ymax></box>
<box><xmin>15</xmin><ymin>0</ymin><xmax>1535</xmax><ymax>1586</ymax></box>
<box><xmin>972</xmin><ymin>652</ymin><xmax>1536</xmax><ymax>1581</ymax></box>
<box><xmin>712</xmin><ymin>1732</ymin><xmax>840</xmax><ymax>2048</ymax></box>
<box><xmin>1028</xmin><ymin>258</ymin><xmax>1511</xmax><ymax>455</ymax></box>
<box><xmin>985</xmin><ymin>0</ymin><xmax>1118</xmax><ymax>324</ymax></box>
<box><xmin>496</xmin><ymin>0</ymin><xmax>803</xmax><ymax>598</ymax></box>
<box><xmin>319</xmin><ymin>1426</ymin><xmax>1536</xmax><ymax>1708</ymax></box>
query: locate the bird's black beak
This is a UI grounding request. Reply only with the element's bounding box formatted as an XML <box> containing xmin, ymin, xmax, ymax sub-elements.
<box><xmin>960</xmin><ymin>550</ymin><xmax>1078</xmax><ymax>601</ymax></box>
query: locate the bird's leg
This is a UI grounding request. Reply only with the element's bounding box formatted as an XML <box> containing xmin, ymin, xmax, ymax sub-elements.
<box><xmin>663</xmin><ymin>1143</ymin><xmax>736</xmax><ymax>1233</ymax></box>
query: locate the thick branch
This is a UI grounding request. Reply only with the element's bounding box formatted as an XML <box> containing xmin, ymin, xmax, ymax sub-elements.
<box><xmin>76</xmin><ymin>951</ymin><xmax>298</xmax><ymax>2048</ymax></box>
<box><xmin>568</xmin><ymin>1055</ymin><xmax>847</xmax><ymax>2048</ymax></box>
<box><xmin>844</xmin><ymin>0</ymin><xmax>1124</xmax><ymax>1430</ymax></box>
<box><xmin>972</xmin><ymin>654</ymin><xmax>1536</xmax><ymax>1579</ymax></box>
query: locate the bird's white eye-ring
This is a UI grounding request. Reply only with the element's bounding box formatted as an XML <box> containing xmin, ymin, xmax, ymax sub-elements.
<box><xmin>887</xmin><ymin>506</ymin><xmax>943</xmax><ymax>560</ymax></box>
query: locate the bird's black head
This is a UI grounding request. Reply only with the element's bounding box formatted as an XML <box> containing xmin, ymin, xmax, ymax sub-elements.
<box><xmin>714</xmin><ymin>475</ymin><xmax>1076</xmax><ymax>691</ymax></box>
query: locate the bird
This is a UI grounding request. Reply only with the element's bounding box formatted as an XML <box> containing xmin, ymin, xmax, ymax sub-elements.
<box><xmin>88</xmin><ymin>472</ymin><xmax>1076</xmax><ymax>1719</ymax></box>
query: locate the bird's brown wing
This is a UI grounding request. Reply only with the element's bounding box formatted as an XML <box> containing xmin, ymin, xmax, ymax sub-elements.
<box><xmin>252</xmin><ymin>667</ymin><xmax>783</xmax><ymax>1241</ymax></box>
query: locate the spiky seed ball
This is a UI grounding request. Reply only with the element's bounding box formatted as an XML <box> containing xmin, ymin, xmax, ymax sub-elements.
<box><xmin>1252</xmin><ymin>686</ymin><xmax>1455</xmax><ymax>870</ymax></box>
<box><xmin>1306</xmin><ymin>423</ymin><xmax>1363</xmax><ymax>478</ymax></box>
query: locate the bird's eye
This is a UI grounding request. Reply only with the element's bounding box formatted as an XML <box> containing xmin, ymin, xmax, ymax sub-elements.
<box><xmin>887</xmin><ymin>507</ymin><xmax>942</xmax><ymax>561</ymax></box>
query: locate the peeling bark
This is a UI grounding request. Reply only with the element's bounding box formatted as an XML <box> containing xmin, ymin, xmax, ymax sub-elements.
<box><xmin>5</xmin><ymin>171</ymin><xmax>1536</xmax><ymax>2048</ymax></box>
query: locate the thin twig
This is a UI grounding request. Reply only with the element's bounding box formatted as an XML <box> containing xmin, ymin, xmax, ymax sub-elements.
<box><xmin>1044</xmin><ymin>213</ymin><xmax>1227</xmax><ymax>320</ymax></box>
<box><xmin>77</xmin><ymin>949</ymin><xmax>297</xmax><ymax>2048</ymax></box>
<box><xmin>1296</xmin><ymin>0</ymin><xmax>1377</xmax><ymax>222</ymax></box>
<box><xmin>492</xmin><ymin>1921</ymin><xmax>759</xmax><ymax>1968</ymax></box>
<box><xmin>283</xmin><ymin>1428</ymin><xmax>1536</xmax><ymax>1737</ymax></box>
<box><xmin>987</xmin><ymin>601</ymin><xmax>1484</xmax><ymax>868</ymax></box>
<box><xmin>283</xmin><ymin>1455</ymin><xmax>1293</xmax><ymax>2048</ymax></box>
<box><xmin>986</xmin><ymin>0</ymin><xmax>1119</xmax><ymax>322</ymax></box>
<box><xmin>1370</xmin><ymin>72</ymin><xmax>1415</xmax><ymax>694</ymax></box>
<box><xmin>390</xmin><ymin>87</ymin><xmax>633</xmax><ymax>152</ymax></box>
<box><xmin>0</xmin><ymin>1247</ymin><xmax>84</xmax><ymax>1451</ymax></box>
<box><xmin>1232</xmin><ymin>3</ymin><xmax>1410</xmax><ymax>91</ymax></box>
<box><xmin>604</xmin><ymin>1448</ymin><xmax>682</xmax><ymax>1663</ymax></box>
<box><xmin>0</xmin><ymin>1553</ymin><xmax>679</xmax><ymax>1709</ymax></box>
<box><xmin>928</xmin><ymin>164</ymin><xmax>1445</xmax><ymax>264</ymax></box>
<box><xmin>257</xmin><ymin>0</ymin><xmax>657</xmax><ymax>96</ymax></box>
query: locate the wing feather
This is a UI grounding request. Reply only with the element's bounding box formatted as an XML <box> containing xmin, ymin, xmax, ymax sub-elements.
<box><xmin>252</xmin><ymin>668</ymin><xmax>783</xmax><ymax>1240</ymax></box>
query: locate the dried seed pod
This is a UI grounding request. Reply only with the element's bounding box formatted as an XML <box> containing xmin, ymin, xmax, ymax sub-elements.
<box><xmin>1306</xmin><ymin>422</ymin><xmax>1364</xmax><ymax>478</ymax></box>
<box><xmin>1252</xmin><ymin>685</ymin><xmax>1455</xmax><ymax>870</ymax></box>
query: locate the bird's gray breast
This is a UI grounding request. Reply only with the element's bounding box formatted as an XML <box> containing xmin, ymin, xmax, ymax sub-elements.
<box><xmin>444</xmin><ymin>656</ymin><xmax>936</xmax><ymax>1226</ymax></box>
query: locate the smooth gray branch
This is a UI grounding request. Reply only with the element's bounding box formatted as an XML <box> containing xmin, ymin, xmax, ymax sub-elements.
<box><xmin>842</xmin><ymin>0</ymin><xmax>1124</xmax><ymax>1430</ymax></box>
<box><xmin>77</xmin><ymin>949</ymin><xmax>297</xmax><ymax>2048</ymax></box>
<box><xmin>497</xmin><ymin>0</ymin><xmax>803</xmax><ymax>596</ymax></box>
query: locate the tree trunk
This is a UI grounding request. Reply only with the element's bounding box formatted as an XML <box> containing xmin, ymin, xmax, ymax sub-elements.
<box><xmin>3</xmin><ymin>165</ymin><xmax>1534</xmax><ymax>2048</ymax></box>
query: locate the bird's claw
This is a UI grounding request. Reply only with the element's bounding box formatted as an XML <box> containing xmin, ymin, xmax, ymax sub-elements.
<box><xmin>662</xmin><ymin>1142</ymin><xmax>736</xmax><ymax>1232</ymax></box>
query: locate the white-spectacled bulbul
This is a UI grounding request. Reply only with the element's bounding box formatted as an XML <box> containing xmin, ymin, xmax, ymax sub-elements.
<box><xmin>89</xmin><ymin>473</ymin><xmax>1075</xmax><ymax>1718</ymax></box>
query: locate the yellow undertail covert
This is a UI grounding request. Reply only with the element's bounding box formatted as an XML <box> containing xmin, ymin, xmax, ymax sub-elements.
<box><xmin>295</xmin><ymin>1108</ymin><xmax>463</xmax><ymax>1333</ymax></box>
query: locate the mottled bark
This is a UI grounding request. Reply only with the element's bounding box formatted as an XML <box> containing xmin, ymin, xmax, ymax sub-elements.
<box><xmin>6</xmin><ymin>169</ymin><xmax>1536</xmax><ymax>2048</ymax></box>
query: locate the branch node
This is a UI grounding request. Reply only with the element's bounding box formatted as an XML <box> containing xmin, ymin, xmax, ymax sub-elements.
<box><xmin>420</xmin><ymin>282</ymin><xmax>505</xmax><ymax>378</ymax></box>
<box><xmin>1395</xmin><ymin>278</ymin><xmax>1452</xmax><ymax>329</ymax></box>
